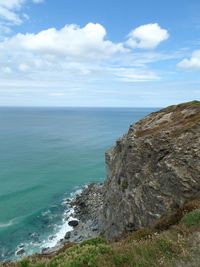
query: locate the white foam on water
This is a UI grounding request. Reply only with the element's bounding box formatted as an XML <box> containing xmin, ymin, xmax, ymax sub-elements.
<box><xmin>42</xmin><ymin>209</ymin><xmax>76</xmax><ymax>248</ymax></box>
<box><xmin>0</xmin><ymin>217</ymin><xmax>19</xmax><ymax>228</ymax></box>
<box><xmin>40</xmin><ymin>186</ymin><xmax>83</xmax><ymax>249</ymax></box>
<box><xmin>14</xmin><ymin>186</ymin><xmax>83</xmax><ymax>258</ymax></box>
<box><xmin>0</xmin><ymin>222</ymin><xmax>14</xmax><ymax>228</ymax></box>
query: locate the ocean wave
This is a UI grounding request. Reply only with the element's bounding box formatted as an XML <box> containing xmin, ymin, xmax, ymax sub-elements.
<box><xmin>40</xmin><ymin>187</ymin><xmax>83</xmax><ymax>249</ymax></box>
<box><xmin>11</xmin><ymin>186</ymin><xmax>83</xmax><ymax>260</ymax></box>
<box><xmin>42</xmin><ymin>209</ymin><xmax>75</xmax><ymax>248</ymax></box>
<box><xmin>0</xmin><ymin>185</ymin><xmax>44</xmax><ymax>202</ymax></box>
<box><xmin>0</xmin><ymin>217</ymin><xmax>19</xmax><ymax>228</ymax></box>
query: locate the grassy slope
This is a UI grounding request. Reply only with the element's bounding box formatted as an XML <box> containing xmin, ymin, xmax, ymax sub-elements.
<box><xmin>2</xmin><ymin>199</ymin><xmax>200</xmax><ymax>267</ymax></box>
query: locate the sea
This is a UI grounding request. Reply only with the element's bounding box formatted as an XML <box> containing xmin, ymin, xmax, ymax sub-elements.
<box><xmin>0</xmin><ymin>107</ymin><xmax>157</xmax><ymax>262</ymax></box>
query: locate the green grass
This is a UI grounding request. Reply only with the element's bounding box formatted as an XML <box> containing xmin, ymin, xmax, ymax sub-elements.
<box><xmin>2</xmin><ymin>204</ymin><xmax>200</xmax><ymax>267</ymax></box>
<box><xmin>178</xmin><ymin>100</ymin><xmax>200</xmax><ymax>107</ymax></box>
<box><xmin>13</xmin><ymin>238</ymin><xmax>111</xmax><ymax>267</ymax></box>
<box><xmin>181</xmin><ymin>209</ymin><xmax>200</xmax><ymax>227</ymax></box>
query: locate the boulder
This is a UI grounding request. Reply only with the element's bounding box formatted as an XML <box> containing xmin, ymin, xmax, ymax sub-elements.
<box><xmin>68</xmin><ymin>220</ymin><xmax>79</xmax><ymax>227</ymax></box>
<box><xmin>16</xmin><ymin>248</ymin><xmax>25</xmax><ymax>256</ymax></box>
<box><xmin>64</xmin><ymin>231</ymin><xmax>71</xmax><ymax>239</ymax></box>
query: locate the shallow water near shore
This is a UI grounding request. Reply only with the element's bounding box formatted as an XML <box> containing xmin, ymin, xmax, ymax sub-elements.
<box><xmin>0</xmin><ymin>107</ymin><xmax>157</xmax><ymax>261</ymax></box>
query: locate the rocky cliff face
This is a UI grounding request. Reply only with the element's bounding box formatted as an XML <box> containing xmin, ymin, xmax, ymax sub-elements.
<box><xmin>101</xmin><ymin>101</ymin><xmax>200</xmax><ymax>240</ymax></box>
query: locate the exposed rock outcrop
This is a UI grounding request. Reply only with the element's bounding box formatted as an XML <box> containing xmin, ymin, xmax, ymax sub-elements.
<box><xmin>101</xmin><ymin>101</ymin><xmax>200</xmax><ymax>239</ymax></box>
<box><xmin>70</xmin><ymin>183</ymin><xmax>103</xmax><ymax>224</ymax></box>
<box><xmin>64</xmin><ymin>183</ymin><xmax>103</xmax><ymax>243</ymax></box>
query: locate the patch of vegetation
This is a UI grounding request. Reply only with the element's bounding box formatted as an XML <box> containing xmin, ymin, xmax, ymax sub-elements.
<box><xmin>125</xmin><ymin>228</ymin><xmax>154</xmax><ymax>241</ymax></box>
<box><xmin>121</xmin><ymin>179</ymin><xmax>128</xmax><ymax>192</ymax></box>
<box><xmin>79</xmin><ymin>237</ymin><xmax>107</xmax><ymax>247</ymax></box>
<box><xmin>13</xmin><ymin>238</ymin><xmax>111</xmax><ymax>267</ymax></box>
<box><xmin>181</xmin><ymin>209</ymin><xmax>200</xmax><ymax>227</ymax></box>
<box><xmin>178</xmin><ymin>100</ymin><xmax>200</xmax><ymax>107</ymax></box>
<box><xmin>96</xmin><ymin>232</ymin><xmax>187</xmax><ymax>267</ymax></box>
<box><xmin>18</xmin><ymin>260</ymin><xmax>29</xmax><ymax>267</ymax></box>
<box><xmin>112</xmin><ymin>254</ymin><xmax>130</xmax><ymax>266</ymax></box>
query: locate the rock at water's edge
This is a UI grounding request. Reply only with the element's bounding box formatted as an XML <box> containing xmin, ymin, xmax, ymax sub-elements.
<box><xmin>16</xmin><ymin>248</ymin><xmax>25</xmax><ymax>256</ymax></box>
<box><xmin>68</xmin><ymin>220</ymin><xmax>79</xmax><ymax>227</ymax></box>
<box><xmin>64</xmin><ymin>231</ymin><xmax>71</xmax><ymax>240</ymax></box>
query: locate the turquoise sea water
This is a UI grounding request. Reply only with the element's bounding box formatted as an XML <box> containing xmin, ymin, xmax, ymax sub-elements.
<box><xmin>0</xmin><ymin>107</ymin><xmax>157</xmax><ymax>261</ymax></box>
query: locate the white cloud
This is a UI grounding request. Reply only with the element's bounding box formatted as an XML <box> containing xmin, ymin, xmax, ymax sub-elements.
<box><xmin>0</xmin><ymin>23</ymin><xmax>128</xmax><ymax>86</ymax></box>
<box><xmin>0</xmin><ymin>22</ymin><xmax>172</xmax><ymax>93</ymax></box>
<box><xmin>126</xmin><ymin>23</ymin><xmax>169</xmax><ymax>49</ymax></box>
<box><xmin>2</xmin><ymin>23</ymin><xmax>126</xmax><ymax>59</ymax></box>
<box><xmin>112</xmin><ymin>67</ymin><xmax>160</xmax><ymax>82</ymax></box>
<box><xmin>0</xmin><ymin>0</ymin><xmax>43</xmax><ymax>28</ymax></box>
<box><xmin>0</xmin><ymin>2</ymin><xmax>24</xmax><ymax>25</ymax></box>
<box><xmin>0</xmin><ymin>0</ymin><xmax>25</xmax><ymax>10</ymax></box>
<box><xmin>177</xmin><ymin>50</ymin><xmax>200</xmax><ymax>70</ymax></box>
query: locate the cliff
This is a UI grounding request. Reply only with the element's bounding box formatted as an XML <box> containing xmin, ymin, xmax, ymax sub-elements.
<box><xmin>101</xmin><ymin>101</ymin><xmax>200</xmax><ymax>239</ymax></box>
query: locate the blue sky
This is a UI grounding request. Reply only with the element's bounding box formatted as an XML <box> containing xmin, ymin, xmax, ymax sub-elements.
<box><xmin>0</xmin><ymin>0</ymin><xmax>200</xmax><ymax>107</ymax></box>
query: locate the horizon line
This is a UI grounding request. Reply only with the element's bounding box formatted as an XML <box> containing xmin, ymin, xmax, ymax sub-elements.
<box><xmin>0</xmin><ymin>105</ymin><xmax>163</xmax><ymax>109</ymax></box>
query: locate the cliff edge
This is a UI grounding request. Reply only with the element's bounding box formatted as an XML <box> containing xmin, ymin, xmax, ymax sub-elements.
<box><xmin>101</xmin><ymin>101</ymin><xmax>200</xmax><ymax>239</ymax></box>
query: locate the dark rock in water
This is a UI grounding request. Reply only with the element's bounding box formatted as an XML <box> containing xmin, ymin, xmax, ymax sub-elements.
<box><xmin>64</xmin><ymin>231</ymin><xmax>71</xmax><ymax>239</ymax></box>
<box><xmin>101</xmin><ymin>101</ymin><xmax>200</xmax><ymax>240</ymax></box>
<box><xmin>16</xmin><ymin>248</ymin><xmax>25</xmax><ymax>256</ymax></box>
<box><xmin>68</xmin><ymin>220</ymin><xmax>79</xmax><ymax>227</ymax></box>
<box><xmin>42</xmin><ymin>247</ymin><xmax>48</xmax><ymax>253</ymax></box>
<box><xmin>49</xmin><ymin>235</ymin><xmax>56</xmax><ymax>240</ymax></box>
<box><xmin>43</xmin><ymin>220</ymin><xmax>49</xmax><ymax>225</ymax></box>
<box><xmin>62</xmin><ymin>198</ymin><xmax>71</xmax><ymax>206</ymax></box>
<box><xmin>29</xmin><ymin>232</ymin><xmax>39</xmax><ymax>238</ymax></box>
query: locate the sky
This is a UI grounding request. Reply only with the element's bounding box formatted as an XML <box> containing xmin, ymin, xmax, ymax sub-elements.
<box><xmin>0</xmin><ymin>0</ymin><xmax>200</xmax><ymax>107</ymax></box>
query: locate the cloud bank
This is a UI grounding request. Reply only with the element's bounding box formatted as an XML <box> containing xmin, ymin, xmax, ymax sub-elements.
<box><xmin>0</xmin><ymin>22</ymin><xmax>171</xmax><ymax>85</ymax></box>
